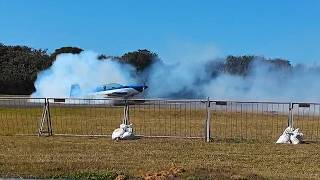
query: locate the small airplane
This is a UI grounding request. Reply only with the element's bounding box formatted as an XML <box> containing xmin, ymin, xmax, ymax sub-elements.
<box><xmin>70</xmin><ymin>83</ymin><xmax>148</xmax><ymax>99</ymax></box>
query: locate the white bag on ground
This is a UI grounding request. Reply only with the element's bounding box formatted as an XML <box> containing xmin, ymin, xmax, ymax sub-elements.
<box><xmin>284</xmin><ymin>127</ymin><xmax>294</xmax><ymax>134</ymax></box>
<box><xmin>290</xmin><ymin>128</ymin><xmax>304</xmax><ymax>144</ymax></box>
<box><xmin>127</xmin><ymin>126</ymin><xmax>133</xmax><ymax>133</ymax></box>
<box><xmin>121</xmin><ymin>131</ymin><xmax>133</xmax><ymax>139</ymax></box>
<box><xmin>276</xmin><ymin>127</ymin><xmax>293</xmax><ymax>144</ymax></box>
<box><xmin>276</xmin><ymin>133</ymin><xmax>291</xmax><ymax>144</ymax></box>
<box><xmin>276</xmin><ymin>127</ymin><xmax>304</xmax><ymax>144</ymax></box>
<box><xmin>121</xmin><ymin>124</ymin><xmax>134</xmax><ymax>140</ymax></box>
<box><xmin>112</xmin><ymin>128</ymin><xmax>125</xmax><ymax>140</ymax></box>
<box><xmin>112</xmin><ymin>123</ymin><xmax>134</xmax><ymax>140</ymax></box>
<box><xmin>119</xmin><ymin>123</ymin><xmax>127</xmax><ymax>130</ymax></box>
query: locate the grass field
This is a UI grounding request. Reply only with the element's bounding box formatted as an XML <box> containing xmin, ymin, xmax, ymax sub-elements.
<box><xmin>1</xmin><ymin>136</ymin><xmax>320</xmax><ymax>179</ymax></box>
<box><xmin>1</xmin><ymin>101</ymin><xmax>320</xmax><ymax>179</ymax></box>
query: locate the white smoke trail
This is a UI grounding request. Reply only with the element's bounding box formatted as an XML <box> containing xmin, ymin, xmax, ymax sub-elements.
<box><xmin>203</xmin><ymin>60</ymin><xmax>320</xmax><ymax>102</ymax></box>
<box><xmin>146</xmin><ymin>43</ymin><xmax>219</xmax><ymax>98</ymax></box>
<box><xmin>32</xmin><ymin>51</ymin><xmax>135</xmax><ymax>98</ymax></box>
<box><xmin>32</xmin><ymin>47</ymin><xmax>320</xmax><ymax>102</ymax></box>
<box><xmin>146</xmin><ymin>42</ymin><xmax>320</xmax><ymax>102</ymax></box>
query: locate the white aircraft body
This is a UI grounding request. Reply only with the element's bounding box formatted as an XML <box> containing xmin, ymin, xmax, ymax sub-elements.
<box><xmin>70</xmin><ymin>83</ymin><xmax>148</xmax><ymax>99</ymax></box>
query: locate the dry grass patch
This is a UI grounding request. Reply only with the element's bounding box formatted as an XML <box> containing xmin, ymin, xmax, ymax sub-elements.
<box><xmin>1</xmin><ymin>136</ymin><xmax>320</xmax><ymax>179</ymax></box>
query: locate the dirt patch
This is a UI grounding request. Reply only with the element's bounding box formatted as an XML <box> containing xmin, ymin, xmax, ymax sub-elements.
<box><xmin>180</xmin><ymin>167</ymin><xmax>266</xmax><ymax>180</ymax></box>
<box><xmin>142</xmin><ymin>166</ymin><xmax>266</xmax><ymax>180</ymax></box>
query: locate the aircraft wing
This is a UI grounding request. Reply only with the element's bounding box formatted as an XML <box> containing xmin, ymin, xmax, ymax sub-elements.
<box><xmin>106</xmin><ymin>92</ymin><xmax>128</xmax><ymax>97</ymax></box>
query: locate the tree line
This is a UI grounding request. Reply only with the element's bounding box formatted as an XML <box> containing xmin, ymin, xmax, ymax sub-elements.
<box><xmin>0</xmin><ymin>43</ymin><xmax>292</xmax><ymax>95</ymax></box>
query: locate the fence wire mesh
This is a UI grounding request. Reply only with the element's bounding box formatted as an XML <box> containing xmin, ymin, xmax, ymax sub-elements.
<box><xmin>210</xmin><ymin>101</ymin><xmax>290</xmax><ymax>141</ymax></box>
<box><xmin>129</xmin><ymin>99</ymin><xmax>206</xmax><ymax>138</ymax></box>
<box><xmin>0</xmin><ymin>98</ymin><xmax>45</xmax><ymax>136</ymax></box>
<box><xmin>292</xmin><ymin>103</ymin><xmax>320</xmax><ymax>142</ymax></box>
<box><xmin>48</xmin><ymin>98</ymin><xmax>123</xmax><ymax>136</ymax></box>
<box><xmin>1</xmin><ymin>97</ymin><xmax>320</xmax><ymax>142</ymax></box>
<box><xmin>46</xmin><ymin>98</ymin><xmax>207</xmax><ymax>138</ymax></box>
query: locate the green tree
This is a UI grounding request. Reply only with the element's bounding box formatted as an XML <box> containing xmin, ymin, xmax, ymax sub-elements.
<box><xmin>224</xmin><ymin>55</ymin><xmax>291</xmax><ymax>76</ymax></box>
<box><xmin>0</xmin><ymin>44</ymin><xmax>52</xmax><ymax>94</ymax></box>
<box><xmin>120</xmin><ymin>49</ymin><xmax>159</xmax><ymax>71</ymax></box>
<box><xmin>224</xmin><ymin>55</ymin><xmax>255</xmax><ymax>76</ymax></box>
<box><xmin>50</xmin><ymin>46</ymin><xmax>83</xmax><ymax>60</ymax></box>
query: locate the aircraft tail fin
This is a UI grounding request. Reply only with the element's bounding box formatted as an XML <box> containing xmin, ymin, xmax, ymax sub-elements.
<box><xmin>70</xmin><ymin>84</ymin><xmax>81</xmax><ymax>97</ymax></box>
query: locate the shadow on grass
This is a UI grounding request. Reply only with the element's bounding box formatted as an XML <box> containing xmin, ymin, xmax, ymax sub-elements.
<box><xmin>210</xmin><ymin>138</ymin><xmax>265</xmax><ymax>144</ymax></box>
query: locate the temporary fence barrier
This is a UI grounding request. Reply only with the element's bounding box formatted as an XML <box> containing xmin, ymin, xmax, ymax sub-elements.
<box><xmin>0</xmin><ymin>97</ymin><xmax>319</xmax><ymax>142</ymax></box>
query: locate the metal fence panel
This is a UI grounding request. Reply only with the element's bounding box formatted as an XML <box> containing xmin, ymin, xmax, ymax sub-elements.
<box><xmin>46</xmin><ymin>98</ymin><xmax>207</xmax><ymax>138</ymax></box>
<box><xmin>292</xmin><ymin>103</ymin><xmax>320</xmax><ymax>141</ymax></box>
<box><xmin>48</xmin><ymin>98</ymin><xmax>124</xmax><ymax>136</ymax></box>
<box><xmin>210</xmin><ymin>101</ymin><xmax>290</xmax><ymax>141</ymax></box>
<box><xmin>128</xmin><ymin>99</ymin><xmax>207</xmax><ymax>138</ymax></box>
<box><xmin>0</xmin><ymin>98</ymin><xmax>45</xmax><ymax>135</ymax></box>
<box><xmin>2</xmin><ymin>97</ymin><xmax>320</xmax><ymax>142</ymax></box>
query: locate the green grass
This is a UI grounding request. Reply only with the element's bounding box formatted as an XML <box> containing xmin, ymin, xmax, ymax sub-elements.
<box><xmin>53</xmin><ymin>171</ymin><xmax>119</xmax><ymax>180</ymax></box>
<box><xmin>1</xmin><ymin>105</ymin><xmax>320</xmax><ymax>179</ymax></box>
<box><xmin>1</xmin><ymin>136</ymin><xmax>320</xmax><ymax>179</ymax></box>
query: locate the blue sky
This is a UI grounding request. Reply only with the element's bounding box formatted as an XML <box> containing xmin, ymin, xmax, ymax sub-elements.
<box><xmin>0</xmin><ymin>0</ymin><xmax>319</xmax><ymax>64</ymax></box>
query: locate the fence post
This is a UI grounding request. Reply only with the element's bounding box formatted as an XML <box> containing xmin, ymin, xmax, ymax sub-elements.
<box><xmin>47</xmin><ymin>98</ymin><xmax>53</xmax><ymax>135</ymax></box>
<box><xmin>122</xmin><ymin>101</ymin><xmax>130</xmax><ymax>125</ymax></box>
<box><xmin>38</xmin><ymin>98</ymin><xmax>53</xmax><ymax>136</ymax></box>
<box><xmin>205</xmin><ymin>97</ymin><xmax>211</xmax><ymax>142</ymax></box>
<box><xmin>288</xmin><ymin>102</ymin><xmax>294</xmax><ymax>128</ymax></box>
